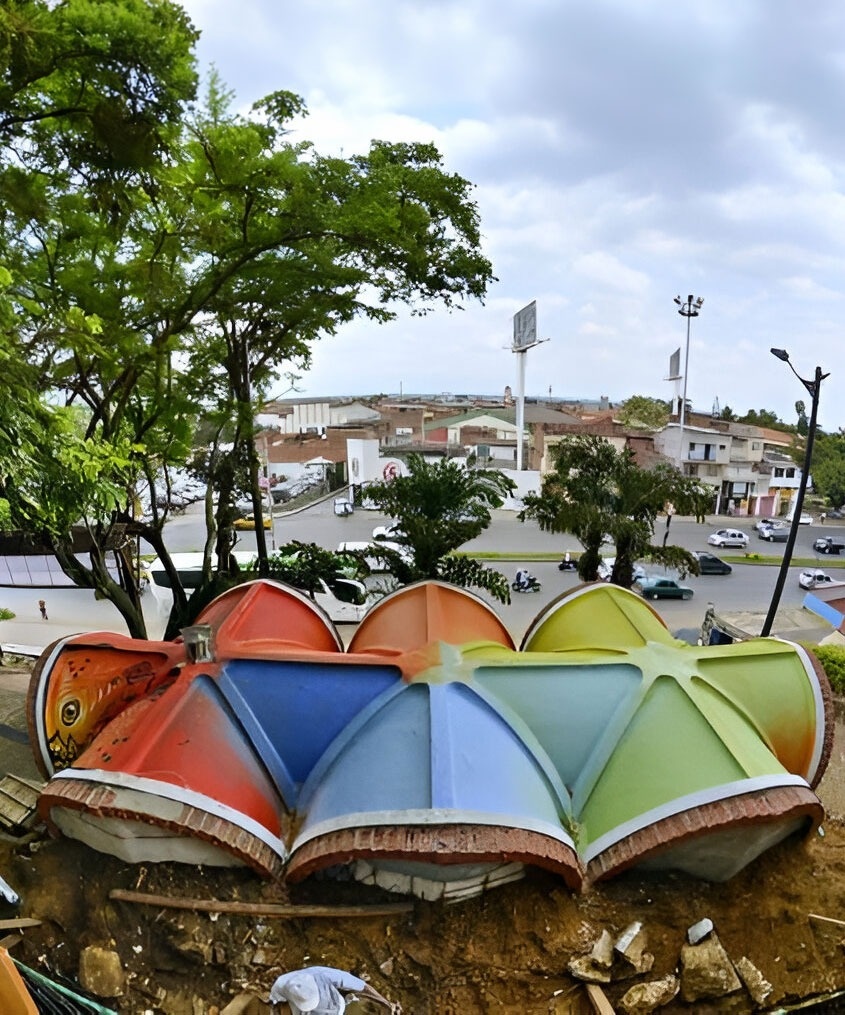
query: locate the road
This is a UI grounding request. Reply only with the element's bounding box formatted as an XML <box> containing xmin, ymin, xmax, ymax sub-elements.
<box><xmin>192</xmin><ymin>502</ymin><xmax>838</xmax><ymax>646</ymax></box>
<box><xmin>1</xmin><ymin>502</ymin><xmax>832</xmax><ymax>655</ymax></box>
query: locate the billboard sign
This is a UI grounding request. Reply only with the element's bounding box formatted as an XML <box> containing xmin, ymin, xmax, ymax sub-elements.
<box><xmin>512</xmin><ymin>301</ymin><xmax>537</xmax><ymax>351</ymax></box>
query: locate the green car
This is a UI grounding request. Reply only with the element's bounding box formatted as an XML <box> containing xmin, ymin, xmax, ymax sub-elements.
<box><xmin>635</xmin><ymin>576</ymin><xmax>693</xmax><ymax>601</ymax></box>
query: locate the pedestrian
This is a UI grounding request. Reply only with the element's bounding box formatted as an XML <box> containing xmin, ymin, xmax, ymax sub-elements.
<box><xmin>821</xmin><ymin>512</ymin><xmax>826</xmax><ymax>524</ymax></box>
<box><xmin>270</xmin><ymin>965</ymin><xmax>401</xmax><ymax>1014</ymax></box>
<box><xmin>38</xmin><ymin>599</ymin><xmax>48</xmax><ymax>620</ymax></box>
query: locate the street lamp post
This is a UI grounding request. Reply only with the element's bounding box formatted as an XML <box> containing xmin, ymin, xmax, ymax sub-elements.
<box><xmin>673</xmin><ymin>294</ymin><xmax>704</xmax><ymax>473</ymax></box>
<box><xmin>760</xmin><ymin>349</ymin><xmax>829</xmax><ymax>637</ymax></box>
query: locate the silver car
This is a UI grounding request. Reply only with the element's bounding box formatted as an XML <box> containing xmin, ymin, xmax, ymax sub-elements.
<box><xmin>707</xmin><ymin>528</ymin><xmax>749</xmax><ymax>548</ymax></box>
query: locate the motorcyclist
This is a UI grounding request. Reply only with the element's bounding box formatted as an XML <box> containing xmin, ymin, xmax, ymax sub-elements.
<box><xmin>514</xmin><ymin>568</ymin><xmax>532</xmax><ymax>590</ymax></box>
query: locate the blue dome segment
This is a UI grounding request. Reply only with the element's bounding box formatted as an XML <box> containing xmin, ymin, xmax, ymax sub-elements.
<box><xmin>217</xmin><ymin>657</ymin><xmax>402</xmax><ymax>806</ymax></box>
<box><xmin>290</xmin><ymin>681</ymin><xmax>577</xmax><ymax>880</ymax></box>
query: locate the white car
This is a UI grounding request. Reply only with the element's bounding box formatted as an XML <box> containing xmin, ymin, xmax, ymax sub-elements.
<box><xmin>754</xmin><ymin>517</ymin><xmax>782</xmax><ymax>532</ymax></box>
<box><xmin>786</xmin><ymin>512</ymin><xmax>814</xmax><ymax>525</ymax></box>
<box><xmin>707</xmin><ymin>528</ymin><xmax>749</xmax><ymax>548</ymax></box>
<box><xmin>798</xmin><ymin>569</ymin><xmax>845</xmax><ymax>591</ymax></box>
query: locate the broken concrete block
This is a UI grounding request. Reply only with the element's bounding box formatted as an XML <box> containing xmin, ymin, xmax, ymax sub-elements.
<box><xmin>567</xmin><ymin>953</ymin><xmax>613</xmax><ymax>983</ymax></box>
<box><xmin>618</xmin><ymin>974</ymin><xmax>680</xmax><ymax>1015</ymax></box>
<box><xmin>687</xmin><ymin>917</ymin><xmax>714</xmax><ymax>945</ymax></box>
<box><xmin>78</xmin><ymin>945</ymin><xmax>125</xmax><ymax>998</ymax></box>
<box><xmin>680</xmin><ymin>933</ymin><xmax>742</xmax><ymax>1002</ymax></box>
<box><xmin>735</xmin><ymin>955</ymin><xmax>773</xmax><ymax>1006</ymax></box>
<box><xmin>614</xmin><ymin>921</ymin><xmax>653</xmax><ymax>975</ymax></box>
<box><xmin>590</xmin><ymin>928</ymin><xmax>615</xmax><ymax>968</ymax></box>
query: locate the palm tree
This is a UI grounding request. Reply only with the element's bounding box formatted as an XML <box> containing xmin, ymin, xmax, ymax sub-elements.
<box><xmin>520</xmin><ymin>435</ymin><xmax>712</xmax><ymax>585</ymax></box>
<box><xmin>363</xmin><ymin>453</ymin><xmax>515</xmax><ymax>602</ymax></box>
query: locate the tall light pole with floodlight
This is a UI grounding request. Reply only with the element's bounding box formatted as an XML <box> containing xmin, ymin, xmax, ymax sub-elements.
<box><xmin>673</xmin><ymin>294</ymin><xmax>704</xmax><ymax>473</ymax></box>
<box><xmin>760</xmin><ymin>349</ymin><xmax>829</xmax><ymax>638</ymax></box>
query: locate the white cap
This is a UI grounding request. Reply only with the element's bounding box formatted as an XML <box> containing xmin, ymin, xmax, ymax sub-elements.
<box><xmin>279</xmin><ymin>972</ymin><xmax>320</xmax><ymax>1011</ymax></box>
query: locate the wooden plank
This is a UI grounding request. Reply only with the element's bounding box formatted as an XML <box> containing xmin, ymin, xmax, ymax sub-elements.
<box><xmin>0</xmin><ymin>919</ymin><xmax>42</xmax><ymax>931</ymax></box>
<box><xmin>809</xmin><ymin>912</ymin><xmax>845</xmax><ymax>928</ymax></box>
<box><xmin>109</xmin><ymin>889</ymin><xmax>413</xmax><ymax>919</ymax></box>
<box><xmin>585</xmin><ymin>983</ymin><xmax>616</xmax><ymax>1014</ymax></box>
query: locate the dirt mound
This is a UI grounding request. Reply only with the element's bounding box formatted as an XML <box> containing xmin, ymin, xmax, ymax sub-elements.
<box><xmin>0</xmin><ymin>812</ymin><xmax>843</xmax><ymax>1014</ymax></box>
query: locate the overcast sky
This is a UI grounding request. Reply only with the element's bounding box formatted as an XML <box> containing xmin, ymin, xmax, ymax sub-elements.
<box><xmin>179</xmin><ymin>0</ymin><xmax>845</xmax><ymax>429</ymax></box>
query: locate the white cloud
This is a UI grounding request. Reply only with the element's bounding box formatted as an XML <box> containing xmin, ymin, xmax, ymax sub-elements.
<box><xmin>178</xmin><ymin>0</ymin><xmax>845</xmax><ymax>429</ymax></box>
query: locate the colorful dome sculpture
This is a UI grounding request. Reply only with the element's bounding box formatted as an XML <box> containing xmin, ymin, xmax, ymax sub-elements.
<box><xmin>27</xmin><ymin>579</ymin><xmax>832</xmax><ymax>901</ymax></box>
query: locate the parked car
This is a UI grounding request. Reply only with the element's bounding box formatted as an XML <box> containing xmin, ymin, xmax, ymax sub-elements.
<box><xmin>786</xmin><ymin>512</ymin><xmax>813</xmax><ymax>525</ymax></box>
<box><xmin>826</xmin><ymin>509</ymin><xmax>845</xmax><ymax>519</ymax></box>
<box><xmin>691</xmin><ymin>551</ymin><xmax>732</xmax><ymax>575</ymax></box>
<box><xmin>758</xmin><ymin>524</ymin><xmax>789</xmax><ymax>543</ymax></box>
<box><xmin>813</xmin><ymin>536</ymin><xmax>845</xmax><ymax>555</ymax></box>
<box><xmin>707</xmin><ymin>528</ymin><xmax>749</xmax><ymax>548</ymax></box>
<box><xmin>635</xmin><ymin>576</ymin><xmax>693</xmax><ymax>601</ymax></box>
<box><xmin>798</xmin><ymin>569</ymin><xmax>845</xmax><ymax>590</ymax></box>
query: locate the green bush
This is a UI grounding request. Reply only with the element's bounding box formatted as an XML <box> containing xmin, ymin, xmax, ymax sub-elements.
<box><xmin>805</xmin><ymin>642</ymin><xmax>845</xmax><ymax>694</ymax></box>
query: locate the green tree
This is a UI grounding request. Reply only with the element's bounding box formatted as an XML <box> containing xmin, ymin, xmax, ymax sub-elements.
<box><xmin>617</xmin><ymin>395</ymin><xmax>670</xmax><ymax>431</ymax></box>
<box><xmin>0</xmin><ymin>64</ymin><xmax>496</xmax><ymax>638</ymax></box>
<box><xmin>808</xmin><ymin>431</ymin><xmax>845</xmax><ymax>508</ymax></box>
<box><xmin>737</xmin><ymin>408</ymin><xmax>793</xmax><ymax>432</ymax></box>
<box><xmin>0</xmin><ymin>0</ymin><xmax>198</xmax><ymax>168</ymax></box>
<box><xmin>520</xmin><ymin>436</ymin><xmax>712</xmax><ymax>586</ymax></box>
<box><xmin>362</xmin><ymin>454</ymin><xmax>515</xmax><ymax>602</ymax></box>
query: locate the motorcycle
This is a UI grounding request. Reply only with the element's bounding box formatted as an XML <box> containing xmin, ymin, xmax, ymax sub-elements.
<box><xmin>512</xmin><ymin>572</ymin><xmax>542</xmax><ymax>593</ymax></box>
<box><xmin>558</xmin><ymin>556</ymin><xmax>577</xmax><ymax>571</ymax></box>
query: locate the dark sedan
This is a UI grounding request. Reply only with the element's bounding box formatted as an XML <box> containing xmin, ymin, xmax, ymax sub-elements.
<box><xmin>814</xmin><ymin>536</ymin><xmax>845</xmax><ymax>555</ymax></box>
<box><xmin>692</xmin><ymin>551</ymin><xmax>732</xmax><ymax>575</ymax></box>
<box><xmin>635</xmin><ymin>576</ymin><xmax>693</xmax><ymax>601</ymax></box>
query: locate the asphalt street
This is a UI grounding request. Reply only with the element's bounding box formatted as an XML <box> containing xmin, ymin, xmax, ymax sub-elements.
<box><xmin>217</xmin><ymin>501</ymin><xmax>837</xmax><ymax>645</ymax></box>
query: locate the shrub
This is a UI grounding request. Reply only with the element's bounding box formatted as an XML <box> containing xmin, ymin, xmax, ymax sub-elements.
<box><xmin>805</xmin><ymin>642</ymin><xmax>845</xmax><ymax>694</ymax></box>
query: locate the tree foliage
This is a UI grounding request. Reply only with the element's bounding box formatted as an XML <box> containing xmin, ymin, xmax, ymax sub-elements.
<box><xmin>0</xmin><ymin>15</ymin><xmax>497</xmax><ymax>639</ymax></box>
<box><xmin>617</xmin><ymin>395</ymin><xmax>669</xmax><ymax>431</ymax></box>
<box><xmin>362</xmin><ymin>454</ymin><xmax>514</xmax><ymax>602</ymax></box>
<box><xmin>808</xmin><ymin>431</ymin><xmax>845</xmax><ymax>508</ymax></box>
<box><xmin>520</xmin><ymin>436</ymin><xmax>712</xmax><ymax>586</ymax></box>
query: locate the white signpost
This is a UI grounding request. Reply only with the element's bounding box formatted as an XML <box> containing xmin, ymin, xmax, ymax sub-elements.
<box><xmin>512</xmin><ymin>301</ymin><xmax>545</xmax><ymax>470</ymax></box>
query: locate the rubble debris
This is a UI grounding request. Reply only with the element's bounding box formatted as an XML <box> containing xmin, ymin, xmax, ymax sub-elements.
<box><xmin>734</xmin><ymin>956</ymin><xmax>773</xmax><ymax>1006</ymax></box>
<box><xmin>687</xmin><ymin>916</ymin><xmax>714</xmax><ymax>944</ymax></box>
<box><xmin>568</xmin><ymin>953</ymin><xmax>613</xmax><ymax>984</ymax></box>
<box><xmin>679</xmin><ymin>931</ymin><xmax>742</xmax><ymax>1002</ymax></box>
<box><xmin>590</xmin><ymin>928</ymin><xmax>615</xmax><ymax>969</ymax></box>
<box><xmin>618</xmin><ymin>974</ymin><xmax>680</xmax><ymax>1015</ymax></box>
<box><xmin>614</xmin><ymin>921</ymin><xmax>653</xmax><ymax>975</ymax></box>
<box><xmin>78</xmin><ymin>945</ymin><xmax>125</xmax><ymax>999</ymax></box>
<box><xmin>0</xmin><ymin>874</ymin><xmax>18</xmax><ymax>907</ymax></box>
